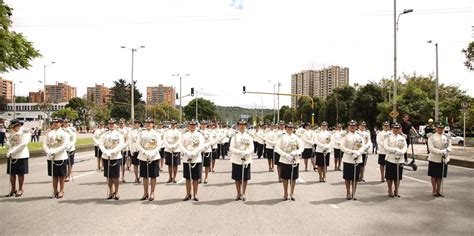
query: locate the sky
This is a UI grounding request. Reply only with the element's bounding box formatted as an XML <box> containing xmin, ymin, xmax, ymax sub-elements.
<box><xmin>2</xmin><ymin>0</ymin><xmax>474</xmax><ymax>109</ymax></box>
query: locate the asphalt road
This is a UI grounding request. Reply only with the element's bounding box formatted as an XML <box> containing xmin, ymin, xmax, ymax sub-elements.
<box><xmin>0</xmin><ymin>151</ymin><xmax>473</xmax><ymax>235</ymax></box>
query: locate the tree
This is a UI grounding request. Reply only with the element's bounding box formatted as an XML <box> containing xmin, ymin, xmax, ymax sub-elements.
<box><xmin>350</xmin><ymin>83</ymin><xmax>384</xmax><ymax>129</ymax></box>
<box><xmin>324</xmin><ymin>86</ymin><xmax>356</xmax><ymax>126</ymax></box>
<box><xmin>90</xmin><ymin>105</ymin><xmax>110</xmax><ymax>122</ymax></box>
<box><xmin>15</xmin><ymin>96</ymin><xmax>28</xmax><ymax>103</ymax></box>
<box><xmin>279</xmin><ymin>105</ymin><xmax>296</xmax><ymax>123</ymax></box>
<box><xmin>66</xmin><ymin>97</ymin><xmax>89</xmax><ymax>122</ymax></box>
<box><xmin>0</xmin><ymin>96</ymin><xmax>7</xmax><ymax>111</ymax></box>
<box><xmin>462</xmin><ymin>41</ymin><xmax>474</xmax><ymax>71</ymax></box>
<box><xmin>0</xmin><ymin>2</ymin><xmax>41</xmax><ymax>72</ymax></box>
<box><xmin>183</xmin><ymin>98</ymin><xmax>219</xmax><ymax>121</ymax></box>
<box><xmin>149</xmin><ymin>103</ymin><xmax>180</xmax><ymax>121</ymax></box>
<box><xmin>109</xmin><ymin>79</ymin><xmax>143</xmax><ymax>120</ymax></box>
<box><xmin>51</xmin><ymin>108</ymin><xmax>79</xmax><ymax>121</ymax></box>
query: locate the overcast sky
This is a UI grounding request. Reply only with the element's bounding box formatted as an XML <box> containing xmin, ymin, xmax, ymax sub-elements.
<box><xmin>2</xmin><ymin>0</ymin><xmax>473</xmax><ymax>109</ymax></box>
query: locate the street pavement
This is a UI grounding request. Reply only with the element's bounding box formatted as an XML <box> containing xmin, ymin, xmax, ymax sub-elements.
<box><xmin>0</xmin><ymin>151</ymin><xmax>473</xmax><ymax>235</ymax></box>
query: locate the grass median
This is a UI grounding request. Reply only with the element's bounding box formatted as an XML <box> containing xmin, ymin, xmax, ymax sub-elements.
<box><xmin>0</xmin><ymin>138</ymin><xmax>94</xmax><ymax>155</ymax></box>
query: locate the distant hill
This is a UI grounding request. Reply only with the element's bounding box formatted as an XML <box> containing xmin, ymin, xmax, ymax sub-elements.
<box><xmin>216</xmin><ymin>106</ymin><xmax>274</xmax><ymax>123</ymax></box>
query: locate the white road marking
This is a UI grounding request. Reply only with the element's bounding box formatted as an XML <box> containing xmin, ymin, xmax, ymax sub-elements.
<box><xmin>73</xmin><ymin>170</ymin><xmax>99</xmax><ymax>179</ymax></box>
<box><xmin>329</xmin><ymin>204</ymin><xmax>340</xmax><ymax>209</ymax></box>
<box><xmin>177</xmin><ymin>178</ymin><xmax>186</xmax><ymax>184</ymax></box>
<box><xmin>403</xmin><ymin>175</ymin><xmax>430</xmax><ymax>184</ymax></box>
<box><xmin>296</xmin><ymin>178</ymin><xmax>306</xmax><ymax>183</ymax></box>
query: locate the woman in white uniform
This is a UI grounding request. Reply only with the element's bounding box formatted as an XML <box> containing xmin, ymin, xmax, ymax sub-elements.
<box><xmin>5</xmin><ymin>119</ymin><xmax>30</xmax><ymax>197</ymax></box>
<box><xmin>43</xmin><ymin>118</ymin><xmax>70</xmax><ymax>199</ymax></box>
<box><xmin>229</xmin><ymin>119</ymin><xmax>254</xmax><ymax>201</ymax></box>
<box><xmin>275</xmin><ymin>123</ymin><xmax>304</xmax><ymax>201</ymax></box>
<box><xmin>99</xmin><ymin>118</ymin><xmax>125</xmax><ymax>200</ymax></box>
<box><xmin>137</xmin><ymin>118</ymin><xmax>162</xmax><ymax>201</ymax></box>
<box><xmin>383</xmin><ymin>123</ymin><xmax>407</xmax><ymax>197</ymax></box>
<box><xmin>427</xmin><ymin>122</ymin><xmax>452</xmax><ymax>197</ymax></box>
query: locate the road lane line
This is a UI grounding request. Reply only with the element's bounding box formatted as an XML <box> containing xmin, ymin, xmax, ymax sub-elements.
<box><xmin>73</xmin><ymin>170</ymin><xmax>99</xmax><ymax>179</ymax></box>
<box><xmin>403</xmin><ymin>175</ymin><xmax>430</xmax><ymax>184</ymax></box>
<box><xmin>329</xmin><ymin>204</ymin><xmax>340</xmax><ymax>209</ymax></box>
<box><xmin>296</xmin><ymin>178</ymin><xmax>306</xmax><ymax>183</ymax></box>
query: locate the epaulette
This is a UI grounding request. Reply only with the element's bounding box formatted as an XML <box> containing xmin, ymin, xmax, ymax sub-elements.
<box><xmin>443</xmin><ymin>133</ymin><xmax>451</xmax><ymax>139</ymax></box>
<box><xmin>383</xmin><ymin>132</ymin><xmax>391</xmax><ymax>138</ymax></box>
<box><xmin>427</xmin><ymin>133</ymin><xmax>433</xmax><ymax>138</ymax></box>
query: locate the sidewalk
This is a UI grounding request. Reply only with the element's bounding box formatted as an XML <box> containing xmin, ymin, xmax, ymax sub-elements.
<box><xmin>408</xmin><ymin>144</ymin><xmax>474</xmax><ymax>168</ymax></box>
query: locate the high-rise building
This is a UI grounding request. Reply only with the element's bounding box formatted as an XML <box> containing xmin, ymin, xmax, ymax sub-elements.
<box><xmin>87</xmin><ymin>83</ymin><xmax>110</xmax><ymax>107</ymax></box>
<box><xmin>291</xmin><ymin>66</ymin><xmax>349</xmax><ymax>108</ymax></box>
<box><xmin>0</xmin><ymin>77</ymin><xmax>13</xmax><ymax>102</ymax></box>
<box><xmin>28</xmin><ymin>90</ymin><xmax>44</xmax><ymax>103</ymax></box>
<box><xmin>146</xmin><ymin>84</ymin><xmax>176</xmax><ymax>107</ymax></box>
<box><xmin>45</xmin><ymin>82</ymin><xmax>77</xmax><ymax>103</ymax></box>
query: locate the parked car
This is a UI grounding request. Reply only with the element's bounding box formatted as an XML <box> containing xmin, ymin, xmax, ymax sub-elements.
<box><xmin>444</xmin><ymin>130</ymin><xmax>465</xmax><ymax>146</ymax></box>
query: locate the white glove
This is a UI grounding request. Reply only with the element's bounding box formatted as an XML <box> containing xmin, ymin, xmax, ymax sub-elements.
<box><xmin>290</xmin><ymin>151</ymin><xmax>299</xmax><ymax>156</ymax></box>
<box><xmin>396</xmin><ymin>150</ymin><xmax>404</xmax><ymax>156</ymax></box>
<box><xmin>443</xmin><ymin>150</ymin><xmax>448</xmax><ymax>156</ymax></box>
<box><xmin>186</xmin><ymin>151</ymin><xmax>193</xmax><ymax>157</ymax></box>
<box><xmin>7</xmin><ymin>152</ymin><xmax>12</xmax><ymax>157</ymax></box>
<box><xmin>352</xmin><ymin>151</ymin><xmax>361</xmax><ymax>156</ymax></box>
<box><xmin>352</xmin><ymin>154</ymin><xmax>358</xmax><ymax>161</ymax></box>
<box><xmin>286</xmin><ymin>154</ymin><xmax>293</xmax><ymax>159</ymax></box>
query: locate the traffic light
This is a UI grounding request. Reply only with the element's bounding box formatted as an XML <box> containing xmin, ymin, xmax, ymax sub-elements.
<box><xmin>191</xmin><ymin>88</ymin><xmax>194</xmax><ymax>96</ymax></box>
<box><xmin>243</xmin><ymin>86</ymin><xmax>246</xmax><ymax>94</ymax></box>
<box><xmin>176</xmin><ymin>93</ymin><xmax>179</xmax><ymax>99</ymax></box>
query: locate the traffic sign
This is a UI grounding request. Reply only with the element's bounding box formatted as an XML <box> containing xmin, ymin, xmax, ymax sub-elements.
<box><xmin>461</xmin><ymin>101</ymin><xmax>469</xmax><ymax>109</ymax></box>
<box><xmin>389</xmin><ymin>111</ymin><xmax>399</xmax><ymax>118</ymax></box>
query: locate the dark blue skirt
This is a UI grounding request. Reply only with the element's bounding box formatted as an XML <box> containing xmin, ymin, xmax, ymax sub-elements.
<box><xmin>302</xmin><ymin>148</ymin><xmax>313</xmax><ymax>159</ymax></box>
<box><xmin>183</xmin><ymin>162</ymin><xmax>202</xmax><ymax>180</ymax></box>
<box><xmin>202</xmin><ymin>152</ymin><xmax>212</xmax><ymax>167</ymax></box>
<box><xmin>67</xmin><ymin>151</ymin><xmax>75</xmax><ymax>166</ymax></box>
<box><xmin>231</xmin><ymin>163</ymin><xmax>251</xmax><ymax>181</ymax></box>
<box><xmin>265</xmin><ymin>148</ymin><xmax>274</xmax><ymax>160</ymax></box>
<box><xmin>428</xmin><ymin>161</ymin><xmax>448</xmax><ymax>178</ymax></box>
<box><xmin>7</xmin><ymin>158</ymin><xmax>29</xmax><ymax>175</ymax></box>
<box><xmin>280</xmin><ymin>163</ymin><xmax>299</xmax><ymax>180</ymax></box>
<box><xmin>378</xmin><ymin>154</ymin><xmax>386</xmax><ymax>165</ymax></box>
<box><xmin>102</xmin><ymin>159</ymin><xmax>122</xmax><ymax>178</ymax></box>
<box><xmin>334</xmin><ymin>148</ymin><xmax>343</xmax><ymax>159</ymax></box>
<box><xmin>47</xmin><ymin>159</ymin><xmax>68</xmax><ymax>177</ymax></box>
<box><xmin>164</xmin><ymin>152</ymin><xmax>181</xmax><ymax>166</ymax></box>
<box><xmin>315</xmin><ymin>152</ymin><xmax>330</xmax><ymax>166</ymax></box>
<box><xmin>131</xmin><ymin>152</ymin><xmax>140</xmax><ymax>165</ymax></box>
<box><xmin>385</xmin><ymin>161</ymin><xmax>403</xmax><ymax>180</ymax></box>
<box><xmin>139</xmin><ymin>160</ymin><xmax>159</xmax><ymax>178</ymax></box>
<box><xmin>343</xmin><ymin>162</ymin><xmax>360</xmax><ymax>181</ymax></box>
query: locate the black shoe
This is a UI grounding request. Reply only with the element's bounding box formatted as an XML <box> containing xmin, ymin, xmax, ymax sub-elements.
<box><xmin>241</xmin><ymin>195</ymin><xmax>246</xmax><ymax>201</ymax></box>
<box><xmin>183</xmin><ymin>195</ymin><xmax>191</xmax><ymax>201</ymax></box>
<box><xmin>107</xmin><ymin>192</ymin><xmax>115</xmax><ymax>200</ymax></box>
<box><xmin>114</xmin><ymin>194</ymin><xmax>120</xmax><ymax>200</ymax></box>
<box><xmin>5</xmin><ymin>190</ymin><xmax>16</xmax><ymax>197</ymax></box>
<box><xmin>149</xmin><ymin>195</ymin><xmax>155</xmax><ymax>201</ymax></box>
<box><xmin>290</xmin><ymin>197</ymin><xmax>295</xmax><ymax>201</ymax></box>
<box><xmin>140</xmin><ymin>195</ymin><xmax>149</xmax><ymax>201</ymax></box>
<box><xmin>193</xmin><ymin>197</ymin><xmax>199</xmax><ymax>201</ymax></box>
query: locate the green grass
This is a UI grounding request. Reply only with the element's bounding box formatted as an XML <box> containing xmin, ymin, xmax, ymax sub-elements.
<box><xmin>0</xmin><ymin>138</ymin><xmax>94</xmax><ymax>155</ymax></box>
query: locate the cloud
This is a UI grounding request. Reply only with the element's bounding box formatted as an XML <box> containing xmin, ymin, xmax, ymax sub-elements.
<box><xmin>230</xmin><ymin>0</ymin><xmax>243</xmax><ymax>10</ymax></box>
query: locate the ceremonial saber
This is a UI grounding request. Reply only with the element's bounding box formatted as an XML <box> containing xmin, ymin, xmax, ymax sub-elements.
<box><xmin>396</xmin><ymin>158</ymin><xmax>400</xmax><ymax>197</ymax></box>
<box><xmin>290</xmin><ymin>158</ymin><xmax>295</xmax><ymax>200</ymax></box>
<box><xmin>171</xmin><ymin>150</ymin><xmax>174</xmax><ymax>182</ymax></box>
<box><xmin>107</xmin><ymin>156</ymin><xmax>110</xmax><ymax>199</ymax></box>
<box><xmin>50</xmin><ymin>154</ymin><xmax>55</xmax><ymax>199</ymax></box>
<box><xmin>188</xmin><ymin>155</ymin><xmax>193</xmax><ymax>200</ymax></box>
<box><xmin>241</xmin><ymin>160</ymin><xmax>245</xmax><ymax>201</ymax></box>
<box><xmin>352</xmin><ymin>157</ymin><xmax>357</xmax><ymax>200</ymax></box>
<box><xmin>323</xmin><ymin>150</ymin><xmax>327</xmax><ymax>182</ymax></box>
<box><xmin>68</xmin><ymin>152</ymin><xmax>73</xmax><ymax>182</ymax></box>
<box><xmin>441</xmin><ymin>139</ymin><xmax>448</xmax><ymax>196</ymax></box>
<box><xmin>8</xmin><ymin>154</ymin><xmax>12</xmax><ymax>197</ymax></box>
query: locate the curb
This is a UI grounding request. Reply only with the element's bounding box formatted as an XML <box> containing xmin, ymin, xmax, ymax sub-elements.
<box><xmin>409</xmin><ymin>154</ymin><xmax>474</xmax><ymax>169</ymax></box>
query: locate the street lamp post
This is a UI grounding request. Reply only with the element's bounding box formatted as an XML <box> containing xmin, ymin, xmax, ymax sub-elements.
<box><xmin>427</xmin><ymin>40</ymin><xmax>439</xmax><ymax>122</ymax></box>
<box><xmin>393</xmin><ymin>1</ymin><xmax>413</xmax><ymax>122</ymax></box>
<box><xmin>121</xmin><ymin>45</ymin><xmax>145</xmax><ymax>122</ymax></box>
<box><xmin>13</xmin><ymin>81</ymin><xmax>25</xmax><ymax>119</ymax></box>
<box><xmin>172</xmin><ymin>73</ymin><xmax>190</xmax><ymax>123</ymax></box>
<box><xmin>43</xmin><ymin>61</ymin><xmax>55</xmax><ymax>128</ymax></box>
<box><xmin>277</xmin><ymin>82</ymin><xmax>281</xmax><ymax>123</ymax></box>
